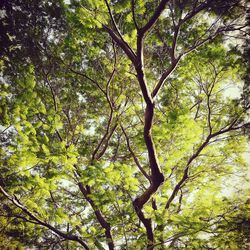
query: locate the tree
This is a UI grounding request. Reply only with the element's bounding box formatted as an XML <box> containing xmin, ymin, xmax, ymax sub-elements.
<box><xmin>0</xmin><ymin>0</ymin><xmax>249</xmax><ymax>249</ymax></box>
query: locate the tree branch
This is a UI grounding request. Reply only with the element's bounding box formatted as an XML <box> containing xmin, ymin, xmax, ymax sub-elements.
<box><xmin>0</xmin><ymin>186</ymin><xmax>90</xmax><ymax>250</ymax></box>
<box><xmin>78</xmin><ymin>183</ymin><xmax>114</xmax><ymax>250</ymax></box>
<box><xmin>68</xmin><ymin>67</ymin><xmax>106</xmax><ymax>96</ymax></box>
<box><xmin>140</xmin><ymin>0</ymin><xmax>170</xmax><ymax>35</ymax></box>
<box><xmin>165</xmin><ymin>121</ymin><xmax>250</xmax><ymax>209</ymax></box>
<box><xmin>152</xmin><ymin>56</ymin><xmax>181</xmax><ymax>98</ymax></box>
<box><xmin>131</xmin><ymin>0</ymin><xmax>139</xmax><ymax>30</ymax></box>
<box><xmin>121</xmin><ymin>125</ymin><xmax>151</xmax><ymax>181</ymax></box>
<box><xmin>96</xmin><ymin>123</ymin><xmax>118</xmax><ymax>160</ymax></box>
<box><xmin>104</xmin><ymin>0</ymin><xmax>136</xmax><ymax>56</ymax></box>
<box><xmin>103</xmin><ymin>25</ymin><xmax>137</xmax><ymax>64</ymax></box>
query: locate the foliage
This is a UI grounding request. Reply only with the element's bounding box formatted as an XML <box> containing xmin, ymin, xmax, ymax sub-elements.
<box><xmin>0</xmin><ymin>0</ymin><xmax>249</xmax><ymax>249</ymax></box>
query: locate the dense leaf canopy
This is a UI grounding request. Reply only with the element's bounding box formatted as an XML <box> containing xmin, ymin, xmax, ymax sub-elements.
<box><xmin>0</xmin><ymin>0</ymin><xmax>249</xmax><ymax>249</ymax></box>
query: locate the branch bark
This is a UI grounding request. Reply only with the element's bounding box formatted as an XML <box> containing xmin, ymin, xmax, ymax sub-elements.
<box><xmin>104</xmin><ymin>1</ymin><xmax>170</xmax><ymax>247</ymax></box>
<box><xmin>103</xmin><ymin>0</ymin><xmax>246</xmax><ymax>248</ymax></box>
<box><xmin>140</xmin><ymin>0</ymin><xmax>171</xmax><ymax>35</ymax></box>
<box><xmin>103</xmin><ymin>25</ymin><xmax>137</xmax><ymax>64</ymax></box>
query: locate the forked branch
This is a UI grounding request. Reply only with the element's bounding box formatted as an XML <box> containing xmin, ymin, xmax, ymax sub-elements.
<box><xmin>165</xmin><ymin>122</ymin><xmax>250</xmax><ymax>209</ymax></box>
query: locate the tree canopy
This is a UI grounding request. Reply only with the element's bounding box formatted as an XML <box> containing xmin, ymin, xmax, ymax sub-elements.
<box><xmin>0</xmin><ymin>0</ymin><xmax>249</xmax><ymax>249</ymax></box>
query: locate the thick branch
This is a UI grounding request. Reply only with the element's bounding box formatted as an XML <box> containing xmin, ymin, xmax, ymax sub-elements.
<box><xmin>134</xmin><ymin>208</ymin><xmax>154</xmax><ymax>249</ymax></box>
<box><xmin>104</xmin><ymin>0</ymin><xmax>135</xmax><ymax>56</ymax></box>
<box><xmin>103</xmin><ymin>25</ymin><xmax>137</xmax><ymax>64</ymax></box>
<box><xmin>132</xmin><ymin>103</ymin><xmax>164</xmax><ymax>248</ymax></box>
<box><xmin>181</xmin><ymin>2</ymin><xmax>209</xmax><ymax>24</ymax></box>
<box><xmin>135</xmin><ymin>57</ymin><xmax>153</xmax><ymax>105</ymax></box>
<box><xmin>140</xmin><ymin>0</ymin><xmax>170</xmax><ymax>35</ymax></box>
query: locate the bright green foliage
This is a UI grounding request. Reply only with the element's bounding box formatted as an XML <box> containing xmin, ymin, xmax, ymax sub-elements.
<box><xmin>0</xmin><ymin>0</ymin><xmax>249</xmax><ymax>249</ymax></box>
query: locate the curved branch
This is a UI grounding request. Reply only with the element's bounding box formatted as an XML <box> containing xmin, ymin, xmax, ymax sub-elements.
<box><xmin>140</xmin><ymin>0</ymin><xmax>170</xmax><ymax>35</ymax></box>
<box><xmin>104</xmin><ymin>0</ymin><xmax>135</xmax><ymax>55</ymax></box>
<box><xmin>152</xmin><ymin>56</ymin><xmax>181</xmax><ymax>98</ymax></box>
<box><xmin>121</xmin><ymin>125</ymin><xmax>151</xmax><ymax>181</ymax></box>
<box><xmin>78</xmin><ymin>183</ymin><xmax>114</xmax><ymax>250</ymax></box>
<box><xmin>96</xmin><ymin>123</ymin><xmax>118</xmax><ymax>160</ymax></box>
<box><xmin>0</xmin><ymin>186</ymin><xmax>90</xmax><ymax>250</ymax></box>
<box><xmin>68</xmin><ymin>67</ymin><xmax>106</xmax><ymax>96</ymax></box>
<box><xmin>165</xmin><ymin>136</ymin><xmax>210</xmax><ymax>209</ymax></box>
<box><xmin>103</xmin><ymin>25</ymin><xmax>137</xmax><ymax>64</ymax></box>
<box><xmin>165</xmin><ymin>121</ymin><xmax>250</xmax><ymax>209</ymax></box>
